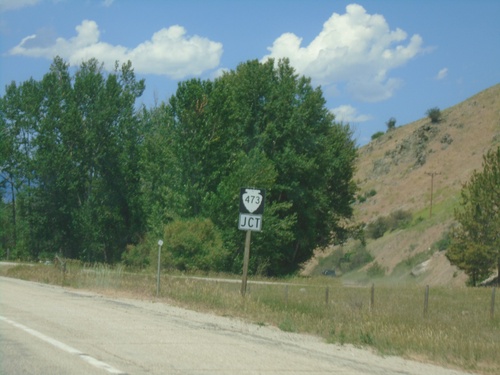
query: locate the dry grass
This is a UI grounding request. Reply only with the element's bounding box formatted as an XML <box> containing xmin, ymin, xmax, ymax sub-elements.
<box><xmin>2</xmin><ymin>263</ymin><xmax>499</xmax><ymax>374</ymax></box>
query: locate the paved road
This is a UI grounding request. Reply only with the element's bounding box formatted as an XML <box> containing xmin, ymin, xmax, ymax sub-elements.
<box><xmin>0</xmin><ymin>276</ymin><xmax>473</xmax><ymax>375</ymax></box>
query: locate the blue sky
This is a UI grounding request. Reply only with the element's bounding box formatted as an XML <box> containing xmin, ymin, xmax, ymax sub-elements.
<box><xmin>1</xmin><ymin>0</ymin><xmax>499</xmax><ymax>145</ymax></box>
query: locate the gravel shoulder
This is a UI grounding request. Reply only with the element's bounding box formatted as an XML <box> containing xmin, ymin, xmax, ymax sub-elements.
<box><xmin>1</xmin><ymin>275</ymin><xmax>476</xmax><ymax>375</ymax></box>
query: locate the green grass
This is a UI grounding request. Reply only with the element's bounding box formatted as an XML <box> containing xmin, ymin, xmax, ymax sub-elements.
<box><xmin>1</xmin><ymin>262</ymin><xmax>499</xmax><ymax>374</ymax></box>
<box><xmin>411</xmin><ymin>192</ymin><xmax>460</xmax><ymax>228</ymax></box>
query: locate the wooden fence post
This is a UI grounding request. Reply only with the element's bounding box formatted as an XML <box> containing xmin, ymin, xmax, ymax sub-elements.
<box><xmin>370</xmin><ymin>283</ymin><xmax>375</xmax><ymax>312</ymax></box>
<box><xmin>491</xmin><ymin>287</ymin><xmax>496</xmax><ymax>320</ymax></box>
<box><xmin>423</xmin><ymin>285</ymin><xmax>429</xmax><ymax>317</ymax></box>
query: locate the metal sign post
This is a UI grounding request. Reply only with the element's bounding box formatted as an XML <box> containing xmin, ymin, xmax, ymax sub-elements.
<box><xmin>238</xmin><ymin>188</ymin><xmax>265</xmax><ymax>296</ymax></box>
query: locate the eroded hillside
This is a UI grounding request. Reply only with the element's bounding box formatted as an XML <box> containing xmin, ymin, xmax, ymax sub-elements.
<box><xmin>305</xmin><ymin>84</ymin><xmax>500</xmax><ymax>286</ymax></box>
<box><xmin>357</xmin><ymin>83</ymin><xmax>500</xmax><ymax>222</ymax></box>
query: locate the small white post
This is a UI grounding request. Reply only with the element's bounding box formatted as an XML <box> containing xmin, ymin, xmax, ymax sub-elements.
<box><xmin>156</xmin><ymin>239</ymin><xmax>163</xmax><ymax>297</ymax></box>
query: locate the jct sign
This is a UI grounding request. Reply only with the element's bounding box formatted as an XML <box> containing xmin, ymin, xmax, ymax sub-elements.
<box><xmin>239</xmin><ymin>214</ymin><xmax>262</xmax><ymax>231</ymax></box>
<box><xmin>238</xmin><ymin>188</ymin><xmax>265</xmax><ymax>231</ymax></box>
<box><xmin>238</xmin><ymin>187</ymin><xmax>265</xmax><ymax>296</ymax></box>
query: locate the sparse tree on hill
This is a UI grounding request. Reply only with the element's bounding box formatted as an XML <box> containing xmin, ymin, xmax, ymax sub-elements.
<box><xmin>371</xmin><ymin>131</ymin><xmax>384</xmax><ymax>141</ymax></box>
<box><xmin>386</xmin><ymin>117</ymin><xmax>396</xmax><ymax>132</ymax></box>
<box><xmin>426</xmin><ymin>107</ymin><xmax>442</xmax><ymax>123</ymax></box>
<box><xmin>446</xmin><ymin>146</ymin><xmax>500</xmax><ymax>286</ymax></box>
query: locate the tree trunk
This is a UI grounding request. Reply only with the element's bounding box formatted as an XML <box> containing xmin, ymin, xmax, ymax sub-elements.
<box><xmin>9</xmin><ymin>177</ymin><xmax>16</xmax><ymax>248</ymax></box>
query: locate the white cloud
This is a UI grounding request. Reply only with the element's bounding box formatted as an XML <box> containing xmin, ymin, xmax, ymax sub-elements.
<box><xmin>436</xmin><ymin>67</ymin><xmax>448</xmax><ymax>80</ymax></box>
<box><xmin>9</xmin><ymin>20</ymin><xmax>223</xmax><ymax>79</ymax></box>
<box><xmin>331</xmin><ymin>104</ymin><xmax>371</xmax><ymax>123</ymax></box>
<box><xmin>263</xmin><ymin>4</ymin><xmax>424</xmax><ymax>102</ymax></box>
<box><xmin>211</xmin><ymin>67</ymin><xmax>229</xmax><ymax>80</ymax></box>
<box><xmin>0</xmin><ymin>0</ymin><xmax>40</xmax><ymax>12</ymax></box>
<box><xmin>101</xmin><ymin>0</ymin><xmax>114</xmax><ymax>7</ymax></box>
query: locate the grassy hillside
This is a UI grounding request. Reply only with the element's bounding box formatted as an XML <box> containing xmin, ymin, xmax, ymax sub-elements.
<box><xmin>304</xmin><ymin>83</ymin><xmax>500</xmax><ymax>286</ymax></box>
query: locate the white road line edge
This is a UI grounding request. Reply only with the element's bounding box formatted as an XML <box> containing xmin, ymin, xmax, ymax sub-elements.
<box><xmin>0</xmin><ymin>315</ymin><xmax>126</xmax><ymax>374</ymax></box>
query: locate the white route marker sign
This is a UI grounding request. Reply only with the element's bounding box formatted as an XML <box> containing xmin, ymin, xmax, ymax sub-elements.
<box><xmin>238</xmin><ymin>188</ymin><xmax>265</xmax><ymax>231</ymax></box>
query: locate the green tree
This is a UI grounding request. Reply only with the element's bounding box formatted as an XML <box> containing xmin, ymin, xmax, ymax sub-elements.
<box><xmin>155</xmin><ymin>59</ymin><xmax>357</xmax><ymax>275</ymax></box>
<box><xmin>426</xmin><ymin>107</ymin><xmax>442</xmax><ymax>123</ymax></box>
<box><xmin>159</xmin><ymin>217</ymin><xmax>229</xmax><ymax>272</ymax></box>
<box><xmin>202</xmin><ymin>148</ymin><xmax>295</xmax><ymax>275</ymax></box>
<box><xmin>386</xmin><ymin>117</ymin><xmax>396</xmax><ymax>131</ymax></box>
<box><xmin>0</xmin><ymin>183</ymin><xmax>9</xmax><ymax>258</ymax></box>
<box><xmin>447</xmin><ymin>147</ymin><xmax>500</xmax><ymax>286</ymax></box>
<box><xmin>1</xmin><ymin>106</ymin><xmax>10</xmax><ymax>255</ymax></box>
<box><xmin>0</xmin><ymin>78</ymin><xmax>42</xmax><ymax>257</ymax></box>
<box><xmin>1</xmin><ymin>57</ymin><xmax>146</xmax><ymax>262</ymax></box>
<box><xmin>371</xmin><ymin>131</ymin><xmax>384</xmax><ymax>141</ymax></box>
<box><xmin>138</xmin><ymin>104</ymin><xmax>186</xmax><ymax>234</ymax></box>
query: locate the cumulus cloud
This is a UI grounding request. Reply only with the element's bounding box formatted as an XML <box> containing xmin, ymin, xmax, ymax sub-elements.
<box><xmin>0</xmin><ymin>0</ymin><xmax>40</xmax><ymax>12</ymax></box>
<box><xmin>331</xmin><ymin>104</ymin><xmax>371</xmax><ymax>123</ymax></box>
<box><xmin>211</xmin><ymin>67</ymin><xmax>230</xmax><ymax>80</ymax></box>
<box><xmin>9</xmin><ymin>19</ymin><xmax>223</xmax><ymax>79</ymax></box>
<box><xmin>436</xmin><ymin>67</ymin><xmax>448</xmax><ymax>80</ymax></box>
<box><xmin>263</xmin><ymin>4</ymin><xmax>424</xmax><ymax>102</ymax></box>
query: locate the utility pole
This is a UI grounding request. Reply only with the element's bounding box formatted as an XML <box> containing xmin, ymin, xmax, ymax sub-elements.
<box><xmin>425</xmin><ymin>172</ymin><xmax>440</xmax><ymax>218</ymax></box>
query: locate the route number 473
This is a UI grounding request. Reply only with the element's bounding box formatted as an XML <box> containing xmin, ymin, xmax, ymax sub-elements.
<box><xmin>244</xmin><ymin>194</ymin><xmax>261</xmax><ymax>205</ymax></box>
<box><xmin>240</xmin><ymin>188</ymin><xmax>265</xmax><ymax>215</ymax></box>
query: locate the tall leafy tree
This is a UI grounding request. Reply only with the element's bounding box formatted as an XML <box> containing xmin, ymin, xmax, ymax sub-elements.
<box><xmin>138</xmin><ymin>103</ymin><xmax>187</xmax><ymax>233</ymax></box>
<box><xmin>1</xmin><ymin>98</ymin><xmax>11</xmax><ymax>254</ymax></box>
<box><xmin>0</xmin><ymin>78</ymin><xmax>42</xmax><ymax>257</ymax></box>
<box><xmin>447</xmin><ymin>146</ymin><xmax>500</xmax><ymax>285</ymax></box>
<box><xmin>31</xmin><ymin>57</ymin><xmax>78</xmax><ymax>258</ymax></box>
<box><xmin>168</xmin><ymin>79</ymin><xmax>216</xmax><ymax>216</ymax></box>
<box><xmin>159</xmin><ymin>59</ymin><xmax>357</xmax><ymax>275</ymax></box>
<box><xmin>0</xmin><ymin>120</ymin><xmax>9</xmax><ymax>254</ymax></box>
<box><xmin>1</xmin><ymin>57</ymin><xmax>146</xmax><ymax>262</ymax></box>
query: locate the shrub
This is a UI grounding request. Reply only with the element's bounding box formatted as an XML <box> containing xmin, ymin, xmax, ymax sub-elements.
<box><xmin>386</xmin><ymin>117</ymin><xmax>397</xmax><ymax>131</ymax></box>
<box><xmin>365</xmin><ymin>217</ymin><xmax>389</xmax><ymax>239</ymax></box>
<box><xmin>122</xmin><ymin>242</ymin><xmax>151</xmax><ymax>269</ymax></box>
<box><xmin>387</xmin><ymin>209</ymin><xmax>413</xmax><ymax>231</ymax></box>
<box><xmin>328</xmin><ymin>241</ymin><xmax>373</xmax><ymax>273</ymax></box>
<box><xmin>434</xmin><ymin>232</ymin><xmax>451</xmax><ymax>251</ymax></box>
<box><xmin>357</xmin><ymin>189</ymin><xmax>377</xmax><ymax>203</ymax></box>
<box><xmin>371</xmin><ymin>131</ymin><xmax>385</xmax><ymax>140</ymax></box>
<box><xmin>161</xmin><ymin>217</ymin><xmax>229</xmax><ymax>272</ymax></box>
<box><xmin>337</xmin><ymin>242</ymin><xmax>374</xmax><ymax>272</ymax></box>
<box><xmin>365</xmin><ymin>210</ymin><xmax>413</xmax><ymax>239</ymax></box>
<box><xmin>347</xmin><ymin>245</ymin><xmax>373</xmax><ymax>270</ymax></box>
<box><xmin>357</xmin><ymin>195</ymin><xmax>367</xmax><ymax>203</ymax></box>
<box><xmin>367</xmin><ymin>261</ymin><xmax>385</xmax><ymax>277</ymax></box>
<box><xmin>426</xmin><ymin>107</ymin><xmax>442</xmax><ymax>123</ymax></box>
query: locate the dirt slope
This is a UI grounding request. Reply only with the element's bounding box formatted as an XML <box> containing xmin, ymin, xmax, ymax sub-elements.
<box><xmin>356</xmin><ymin>83</ymin><xmax>500</xmax><ymax>221</ymax></box>
<box><xmin>305</xmin><ymin>83</ymin><xmax>500</xmax><ymax>286</ymax></box>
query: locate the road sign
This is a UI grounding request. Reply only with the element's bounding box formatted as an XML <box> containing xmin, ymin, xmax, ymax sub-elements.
<box><xmin>238</xmin><ymin>188</ymin><xmax>265</xmax><ymax>296</ymax></box>
<box><xmin>238</xmin><ymin>214</ymin><xmax>262</xmax><ymax>231</ymax></box>
<box><xmin>239</xmin><ymin>188</ymin><xmax>265</xmax><ymax>231</ymax></box>
<box><xmin>239</xmin><ymin>188</ymin><xmax>265</xmax><ymax>215</ymax></box>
